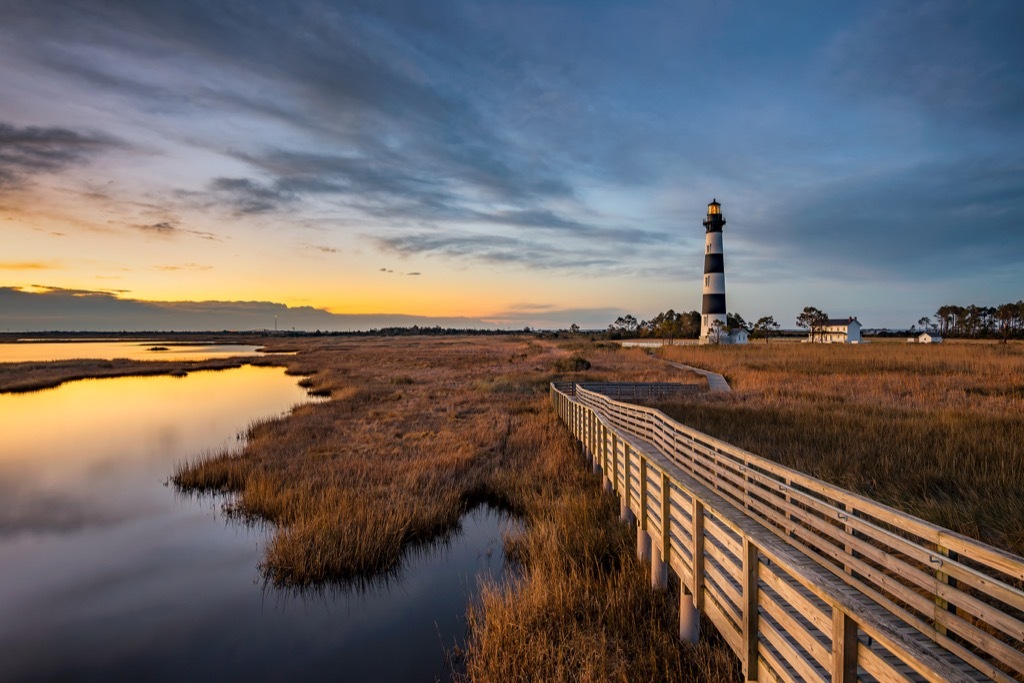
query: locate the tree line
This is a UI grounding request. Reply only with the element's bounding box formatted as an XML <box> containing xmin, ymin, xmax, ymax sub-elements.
<box><xmin>924</xmin><ymin>302</ymin><xmax>1024</xmax><ymax>340</ymax></box>
<box><xmin>607</xmin><ymin>310</ymin><xmax>783</xmax><ymax>342</ymax></box>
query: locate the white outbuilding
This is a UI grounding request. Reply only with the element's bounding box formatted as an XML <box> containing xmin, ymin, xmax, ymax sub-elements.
<box><xmin>917</xmin><ymin>332</ymin><xmax>943</xmax><ymax>344</ymax></box>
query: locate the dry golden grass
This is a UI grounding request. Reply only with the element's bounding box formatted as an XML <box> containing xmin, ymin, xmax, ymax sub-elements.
<box><xmin>0</xmin><ymin>356</ymin><xmax>264</xmax><ymax>393</ymax></box>
<box><xmin>168</xmin><ymin>336</ymin><xmax>732</xmax><ymax>680</ymax></box>
<box><xmin>657</xmin><ymin>340</ymin><xmax>1024</xmax><ymax>555</ymax></box>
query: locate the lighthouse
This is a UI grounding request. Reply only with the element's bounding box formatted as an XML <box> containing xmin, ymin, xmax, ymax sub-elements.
<box><xmin>700</xmin><ymin>199</ymin><xmax>729</xmax><ymax>343</ymax></box>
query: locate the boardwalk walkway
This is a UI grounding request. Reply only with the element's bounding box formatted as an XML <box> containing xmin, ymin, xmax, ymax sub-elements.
<box><xmin>665</xmin><ymin>361</ymin><xmax>732</xmax><ymax>392</ymax></box>
<box><xmin>551</xmin><ymin>381</ymin><xmax>1024</xmax><ymax>682</ymax></box>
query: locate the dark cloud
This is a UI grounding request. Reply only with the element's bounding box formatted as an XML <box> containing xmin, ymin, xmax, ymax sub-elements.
<box><xmin>747</xmin><ymin>156</ymin><xmax>1024</xmax><ymax>280</ymax></box>
<box><xmin>827</xmin><ymin>3</ymin><xmax>1024</xmax><ymax>130</ymax></box>
<box><xmin>0</xmin><ymin>0</ymin><xmax>573</xmax><ymax>203</ymax></box>
<box><xmin>0</xmin><ymin>122</ymin><xmax>123</xmax><ymax>188</ymax></box>
<box><xmin>208</xmin><ymin>177</ymin><xmax>293</xmax><ymax>215</ymax></box>
<box><xmin>136</xmin><ymin>221</ymin><xmax>176</xmax><ymax>234</ymax></box>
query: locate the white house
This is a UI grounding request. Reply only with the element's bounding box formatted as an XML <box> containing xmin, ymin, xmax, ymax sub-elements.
<box><xmin>812</xmin><ymin>317</ymin><xmax>862</xmax><ymax>344</ymax></box>
<box><xmin>727</xmin><ymin>328</ymin><xmax>749</xmax><ymax>344</ymax></box>
<box><xmin>917</xmin><ymin>332</ymin><xmax>942</xmax><ymax>344</ymax></box>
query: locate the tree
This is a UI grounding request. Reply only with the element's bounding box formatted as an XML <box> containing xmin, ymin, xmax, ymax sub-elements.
<box><xmin>796</xmin><ymin>306</ymin><xmax>829</xmax><ymax>342</ymax></box>
<box><xmin>727</xmin><ymin>312</ymin><xmax>749</xmax><ymax>331</ymax></box>
<box><xmin>569</xmin><ymin>323</ymin><xmax>580</xmax><ymax>335</ymax></box>
<box><xmin>708</xmin><ymin>319</ymin><xmax>727</xmax><ymax>345</ymax></box>
<box><xmin>608</xmin><ymin>314</ymin><xmax>639</xmax><ymax>337</ymax></box>
<box><xmin>917</xmin><ymin>317</ymin><xmax>932</xmax><ymax>333</ymax></box>
<box><xmin>996</xmin><ymin>303</ymin><xmax>1016</xmax><ymax>343</ymax></box>
<box><xmin>752</xmin><ymin>315</ymin><xmax>781</xmax><ymax>344</ymax></box>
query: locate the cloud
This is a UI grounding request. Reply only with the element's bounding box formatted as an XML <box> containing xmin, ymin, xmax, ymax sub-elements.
<box><xmin>135</xmin><ymin>221</ymin><xmax>176</xmax><ymax>234</ymax></box>
<box><xmin>155</xmin><ymin>263</ymin><xmax>212</xmax><ymax>272</ymax></box>
<box><xmin>482</xmin><ymin>304</ymin><xmax>625</xmax><ymax>329</ymax></box>
<box><xmin>0</xmin><ymin>261</ymin><xmax>60</xmax><ymax>270</ymax></box>
<box><xmin>131</xmin><ymin>221</ymin><xmax>220</xmax><ymax>240</ymax></box>
<box><xmin>0</xmin><ymin>122</ymin><xmax>124</xmax><ymax>188</ymax></box>
<box><xmin>745</xmin><ymin>156</ymin><xmax>1024</xmax><ymax>281</ymax></box>
<box><xmin>374</xmin><ymin>231</ymin><xmax>622</xmax><ymax>271</ymax></box>
<box><xmin>0</xmin><ymin>286</ymin><xmax>504</xmax><ymax>331</ymax></box>
<box><xmin>207</xmin><ymin>177</ymin><xmax>293</xmax><ymax>215</ymax></box>
<box><xmin>826</xmin><ymin>3</ymin><xmax>1024</xmax><ymax>130</ymax></box>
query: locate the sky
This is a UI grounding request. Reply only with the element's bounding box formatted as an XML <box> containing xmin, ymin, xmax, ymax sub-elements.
<box><xmin>1</xmin><ymin>0</ymin><xmax>1023</xmax><ymax>331</ymax></box>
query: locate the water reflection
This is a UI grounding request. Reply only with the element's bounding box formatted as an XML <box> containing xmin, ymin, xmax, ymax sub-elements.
<box><xmin>0</xmin><ymin>367</ymin><xmax>514</xmax><ymax>682</ymax></box>
<box><xmin>0</xmin><ymin>340</ymin><xmax>269</xmax><ymax>363</ymax></box>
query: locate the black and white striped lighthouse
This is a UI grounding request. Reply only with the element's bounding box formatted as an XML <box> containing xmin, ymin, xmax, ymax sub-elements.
<box><xmin>700</xmin><ymin>199</ymin><xmax>728</xmax><ymax>342</ymax></box>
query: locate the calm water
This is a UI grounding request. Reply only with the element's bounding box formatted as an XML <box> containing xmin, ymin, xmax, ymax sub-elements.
<box><xmin>0</xmin><ymin>367</ymin><xmax>512</xmax><ymax>681</ymax></box>
<box><xmin>0</xmin><ymin>340</ymin><xmax>269</xmax><ymax>363</ymax></box>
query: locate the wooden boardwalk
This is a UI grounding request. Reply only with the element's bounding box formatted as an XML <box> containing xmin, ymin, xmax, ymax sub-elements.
<box><xmin>664</xmin><ymin>361</ymin><xmax>732</xmax><ymax>392</ymax></box>
<box><xmin>551</xmin><ymin>381</ymin><xmax>1024</xmax><ymax>682</ymax></box>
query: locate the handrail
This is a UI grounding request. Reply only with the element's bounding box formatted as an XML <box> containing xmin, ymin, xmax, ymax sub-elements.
<box><xmin>550</xmin><ymin>382</ymin><xmax>1024</xmax><ymax>682</ymax></box>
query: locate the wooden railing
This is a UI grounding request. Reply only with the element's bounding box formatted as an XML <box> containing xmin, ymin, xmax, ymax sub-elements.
<box><xmin>551</xmin><ymin>382</ymin><xmax>1024</xmax><ymax>682</ymax></box>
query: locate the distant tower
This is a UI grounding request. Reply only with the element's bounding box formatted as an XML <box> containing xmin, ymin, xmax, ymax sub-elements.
<box><xmin>700</xmin><ymin>199</ymin><xmax>728</xmax><ymax>343</ymax></box>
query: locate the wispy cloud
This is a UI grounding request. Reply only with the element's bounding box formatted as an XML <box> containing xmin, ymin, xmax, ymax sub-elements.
<box><xmin>155</xmin><ymin>263</ymin><xmax>212</xmax><ymax>272</ymax></box>
<box><xmin>0</xmin><ymin>122</ymin><xmax>124</xmax><ymax>188</ymax></box>
<box><xmin>130</xmin><ymin>221</ymin><xmax>220</xmax><ymax>240</ymax></box>
<box><xmin>0</xmin><ymin>260</ymin><xmax>61</xmax><ymax>270</ymax></box>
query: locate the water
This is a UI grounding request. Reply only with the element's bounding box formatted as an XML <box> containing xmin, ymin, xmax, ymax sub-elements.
<box><xmin>0</xmin><ymin>340</ymin><xmax>271</xmax><ymax>363</ymax></box>
<box><xmin>0</xmin><ymin>367</ymin><xmax>513</xmax><ymax>681</ymax></box>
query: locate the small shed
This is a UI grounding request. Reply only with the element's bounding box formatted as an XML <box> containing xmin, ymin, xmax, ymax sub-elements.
<box><xmin>917</xmin><ymin>332</ymin><xmax>943</xmax><ymax>344</ymax></box>
<box><xmin>728</xmin><ymin>328</ymin><xmax>750</xmax><ymax>344</ymax></box>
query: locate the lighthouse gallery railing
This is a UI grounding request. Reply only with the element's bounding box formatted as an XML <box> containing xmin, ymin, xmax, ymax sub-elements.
<box><xmin>551</xmin><ymin>381</ymin><xmax>1024</xmax><ymax>682</ymax></box>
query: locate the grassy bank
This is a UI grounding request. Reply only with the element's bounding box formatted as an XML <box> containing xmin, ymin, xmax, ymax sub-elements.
<box><xmin>0</xmin><ymin>356</ymin><xmax>282</xmax><ymax>393</ymax></box>
<box><xmin>656</xmin><ymin>340</ymin><xmax>1024</xmax><ymax>555</ymax></box>
<box><xmin>168</xmin><ymin>336</ymin><xmax>732</xmax><ymax>679</ymax></box>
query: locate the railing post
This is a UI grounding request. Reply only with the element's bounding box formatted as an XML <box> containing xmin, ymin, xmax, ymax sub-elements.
<box><xmin>661</xmin><ymin>471</ymin><xmax>671</xmax><ymax>566</ymax></box>
<box><xmin>692</xmin><ymin>498</ymin><xmax>704</xmax><ymax>610</ymax></box>
<box><xmin>651</xmin><ymin>468</ymin><xmax>668</xmax><ymax>590</ymax></box>
<box><xmin>935</xmin><ymin>545</ymin><xmax>958</xmax><ymax>636</ymax></box>
<box><xmin>742</xmin><ymin>538</ymin><xmax>759</xmax><ymax>682</ymax></box>
<box><xmin>639</xmin><ymin>456</ymin><xmax>648</xmax><ymax>533</ymax></box>
<box><xmin>637</xmin><ymin>455</ymin><xmax>651</xmax><ymax>564</ymax></box>
<box><xmin>621</xmin><ymin>436</ymin><xmax>634</xmax><ymax>525</ymax></box>
<box><xmin>831</xmin><ymin>608</ymin><xmax>858</xmax><ymax>683</ymax></box>
<box><xmin>612</xmin><ymin>438</ymin><xmax>621</xmax><ymax>493</ymax></box>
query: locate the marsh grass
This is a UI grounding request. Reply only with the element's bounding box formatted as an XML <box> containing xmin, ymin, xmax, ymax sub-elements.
<box><xmin>0</xmin><ymin>357</ymin><xmax>263</xmax><ymax>393</ymax></box>
<box><xmin>657</xmin><ymin>341</ymin><xmax>1024</xmax><ymax>554</ymax></box>
<box><xmin>170</xmin><ymin>337</ymin><xmax>730</xmax><ymax>679</ymax></box>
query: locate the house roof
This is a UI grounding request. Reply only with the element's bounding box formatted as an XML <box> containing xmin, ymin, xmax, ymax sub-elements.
<box><xmin>824</xmin><ymin>317</ymin><xmax>859</xmax><ymax>326</ymax></box>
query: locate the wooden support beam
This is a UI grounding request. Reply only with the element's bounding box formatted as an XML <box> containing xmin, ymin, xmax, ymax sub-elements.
<box><xmin>830</xmin><ymin>608</ymin><xmax>858</xmax><ymax>683</ymax></box>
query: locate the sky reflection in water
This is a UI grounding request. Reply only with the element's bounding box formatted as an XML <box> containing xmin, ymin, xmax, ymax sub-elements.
<box><xmin>0</xmin><ymin>340</ymin><xmax>267</xmax><ymax>363</ymax></box>
<box><xmin>0</xmin><ymin>367</ymin><xmax>512</xmax><ymax>682</ymax></box>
